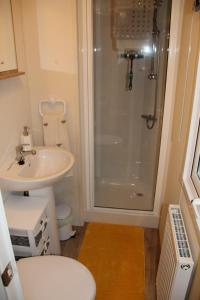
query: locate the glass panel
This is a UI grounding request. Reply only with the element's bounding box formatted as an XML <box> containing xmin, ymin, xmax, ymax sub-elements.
<box><xmin>197</xmin><ymin>156</ymin><xmax>200</xmax><ymax>180</ymax></box>
<box><xmin>93</xmin><ymin>0</ymin><xmax>172</xmax><ymax>210</ymax></box>
<box><xmin>191</xmin><ymin>120</ymin><xmax>200</xmax><ymax>196</ymax></box>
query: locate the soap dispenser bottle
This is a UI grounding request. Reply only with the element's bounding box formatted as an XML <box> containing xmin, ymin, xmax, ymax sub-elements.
<box><xmin>21</xmin><ymin>126</ymin><xmax>33</xmax><ymax>151</ymax></box>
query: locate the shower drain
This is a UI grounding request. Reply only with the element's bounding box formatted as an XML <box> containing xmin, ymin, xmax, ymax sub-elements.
<box><xmin>130</xmin><ymin>191</ymin><xmax>144</xmax><ymax>199</ymax></box>
<box><xmin>136</xmin><ymin>193</ymin><xmax>144</xmax><ymax>197</ymax></box>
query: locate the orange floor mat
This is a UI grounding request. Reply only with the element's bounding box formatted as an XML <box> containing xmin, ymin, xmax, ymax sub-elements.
<box><xmin>78</xmin><ymin>223</ymin><xmax>145</xmax><ymax>300</ymax></box>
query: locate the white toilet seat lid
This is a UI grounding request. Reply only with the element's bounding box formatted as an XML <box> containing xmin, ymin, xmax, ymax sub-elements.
<box><xmin>17</xmin><ymin>256</ymin><xmax>96</xmax><ymax>300</ymax></box>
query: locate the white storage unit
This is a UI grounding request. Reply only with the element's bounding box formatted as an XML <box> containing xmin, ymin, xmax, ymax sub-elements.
<box><xmin>4</xmin><ymin>195</ymin><xmax>51</xmax><ymax>258</ymax></box>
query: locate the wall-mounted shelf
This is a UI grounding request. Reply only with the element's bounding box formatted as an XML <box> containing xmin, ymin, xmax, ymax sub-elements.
<box><xmin>0</xmin><ymin>70</ymin><xmax>25</xmax><ymax>80</ymax></box>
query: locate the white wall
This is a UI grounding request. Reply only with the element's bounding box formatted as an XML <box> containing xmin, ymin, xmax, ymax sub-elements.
<box><xmin>0</xmin><ymin>0</ymin><xmax>81</xmax><ymax>225</ymax></box>
<box><xmin>21</xmin><ymin>0</ymin><xmax>81</xmax><ymax>225</ymax></box>
<box><xmin>0</xmin><ymin>77</ymin><xmax>31</xmax><ymax>166</ymax></box>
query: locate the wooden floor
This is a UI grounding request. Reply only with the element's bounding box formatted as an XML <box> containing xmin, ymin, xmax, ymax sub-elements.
<box><xmin>144</xmin><ymin>228</ymin><xmax>160</xmax><ymax>300</ymax></box>
<box><xmin>61</xmin><ymin>224</ymin><xmax>160</xmax><ymax>300</ymax></box>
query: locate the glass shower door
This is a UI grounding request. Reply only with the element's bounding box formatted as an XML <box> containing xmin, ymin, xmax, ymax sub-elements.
<box><xmin>93</xmin><ymin>0</ymin><xmax>172</xmax><ymax>210</ymax></box>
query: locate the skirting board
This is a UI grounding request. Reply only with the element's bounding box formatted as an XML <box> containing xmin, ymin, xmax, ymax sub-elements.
<box><xmin>84</xmin><ymin>209</ymin><xmax>159</xmax><ymax>228</ymax></box>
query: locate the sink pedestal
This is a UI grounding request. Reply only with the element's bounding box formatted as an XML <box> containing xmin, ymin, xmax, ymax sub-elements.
<box><xmin>30</xmin><ymin>186</ymin><xmax>61</xmax><ymax>255</ymax></box>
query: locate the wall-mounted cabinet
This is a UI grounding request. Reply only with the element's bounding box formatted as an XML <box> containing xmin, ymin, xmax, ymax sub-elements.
<box><xmin>0</xmin><ymin>0</ymin><xmax>24</xmax><ymax>79</ymax></box>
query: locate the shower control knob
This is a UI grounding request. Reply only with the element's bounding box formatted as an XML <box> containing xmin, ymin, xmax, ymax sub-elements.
<box><xmin>141</xmin><ymin>114</ymin><xmax>156</xmax><ymax>121</ymax></box>
<box><xmin>148</xmin><ymin>73</ymin><xmax>157</xmax><ymax>80</ymax></box>
<box><xmin>141</xmin><ymin>114</ymin><xmax>157</xmax><ymax>130</ymax></box>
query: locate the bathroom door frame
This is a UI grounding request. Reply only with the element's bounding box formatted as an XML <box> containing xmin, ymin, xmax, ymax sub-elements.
<box><xmin>0</xmin><ymin>191</ymin><xmax>24</xmax><ymax>300</ymax></box>
<box><xmin>78</xmin><ymin>0</ymin><xmax>185</xmax><ymax>227</ymax></box>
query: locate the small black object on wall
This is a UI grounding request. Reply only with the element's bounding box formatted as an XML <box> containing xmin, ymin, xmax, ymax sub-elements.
<box><xmin>194</xmin><ymin>0</ymin><xmax>200</xmax><ymax>11</ymax></box>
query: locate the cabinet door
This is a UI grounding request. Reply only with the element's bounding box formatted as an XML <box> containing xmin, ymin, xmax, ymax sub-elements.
<box><xmin>0</xmin><ymin>0</ymin><xmax>17</xmax><ymax>72</ymax></box>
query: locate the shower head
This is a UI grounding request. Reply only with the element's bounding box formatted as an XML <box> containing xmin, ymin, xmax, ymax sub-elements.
<box><xmin>112</xmin><ymin>0</ymin><xmax>165</xmax><ymax>40</ymax></box>
<box><xmin>155</xmin><ymin>0</ymin><xmax>164</xmax><ymax>7</ymax></box>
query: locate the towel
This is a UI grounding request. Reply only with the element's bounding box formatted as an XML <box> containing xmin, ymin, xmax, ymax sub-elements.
<box><xmin>42</xmin><ymin>113</ymin><xmax>71</xmax><ymax>151</ymax></box>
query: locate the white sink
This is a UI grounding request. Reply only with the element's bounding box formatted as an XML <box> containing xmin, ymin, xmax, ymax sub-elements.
<box><xmin>0</xmin><ymin>147</ymin><xmax>74</xmax><ymax>191</ymax></box>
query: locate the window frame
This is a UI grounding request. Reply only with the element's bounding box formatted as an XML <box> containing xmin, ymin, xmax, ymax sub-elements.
<box><xmin>191</xmin><ymin>120</ymin><xmax>200</xmax><ymax>195</ymax></box>
<box><xmin>194</xmin><ymin>0</ymin><xmax>200</xmax><ymax>12</ymax></box>
<box><xmin>183</xmin><ymin>53</ymin><xmax>200</xmax><ymax>220</ymax></box>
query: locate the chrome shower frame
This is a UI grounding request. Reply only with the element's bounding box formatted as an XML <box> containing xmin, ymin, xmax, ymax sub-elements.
<box><xmin>144</xmin><ymin>1</ymin><xmax>162</xmax><ymax>130</ymax></box>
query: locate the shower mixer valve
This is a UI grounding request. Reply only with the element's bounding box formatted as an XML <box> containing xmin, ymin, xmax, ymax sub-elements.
<box><xmin>148</xmin><ymin>73</ymin><xmax>157</xmax><ymax>80</ymax></box>
<box><xmin>121</xmin><ymin>50</ymin><xmax>144</xmax><ymax>60</ymax></box>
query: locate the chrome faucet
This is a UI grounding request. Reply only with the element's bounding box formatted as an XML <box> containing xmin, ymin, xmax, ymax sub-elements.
<box><xmin>16</xmin><ymin>145</ymin><xmax>36</xmax><ymax>165</ymax></box>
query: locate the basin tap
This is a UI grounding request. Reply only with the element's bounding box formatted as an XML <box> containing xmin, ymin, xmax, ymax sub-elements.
<box><xmin>16</xmin><ymin>145</ymin><xmax>36</xmax><ymax>165</ymax></box>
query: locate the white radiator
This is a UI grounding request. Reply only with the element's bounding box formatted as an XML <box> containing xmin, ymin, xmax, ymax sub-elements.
<box><xmin>156</xmin><ymin>205</ymin><xmax>194</xmax><ymax>300</ymax></box>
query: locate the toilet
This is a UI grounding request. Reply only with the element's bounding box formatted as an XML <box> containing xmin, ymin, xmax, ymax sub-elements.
<box><xmin>17</xmin><ymin>255</ymin><xmax>96</xmax><ymax>300</ymax></box>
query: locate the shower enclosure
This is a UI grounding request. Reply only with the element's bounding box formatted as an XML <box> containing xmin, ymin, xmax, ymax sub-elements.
<box><xmin>93</xmin><ymin>0</ymin><xmax>172</xmax><ymax>211</ymax></box>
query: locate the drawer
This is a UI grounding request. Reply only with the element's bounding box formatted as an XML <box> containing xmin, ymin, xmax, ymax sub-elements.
<box><xmin>10</xmin><ymin>228</ymin><xmax>29</xmax><ymax>247</ymax></box>
<box><xmin>37</xmin><ymin>227</ymin><xmax>49</xmax><ymax>254</ymax></box>
<box><xmin>11</xmin><ymin>235</ymin><xmax>30</xmax><ymax>247</ymax></box>
<box><xmin>40</xmin><ymin>236</ymin><xmax>51</xmax><ymax>256</ymax></box>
